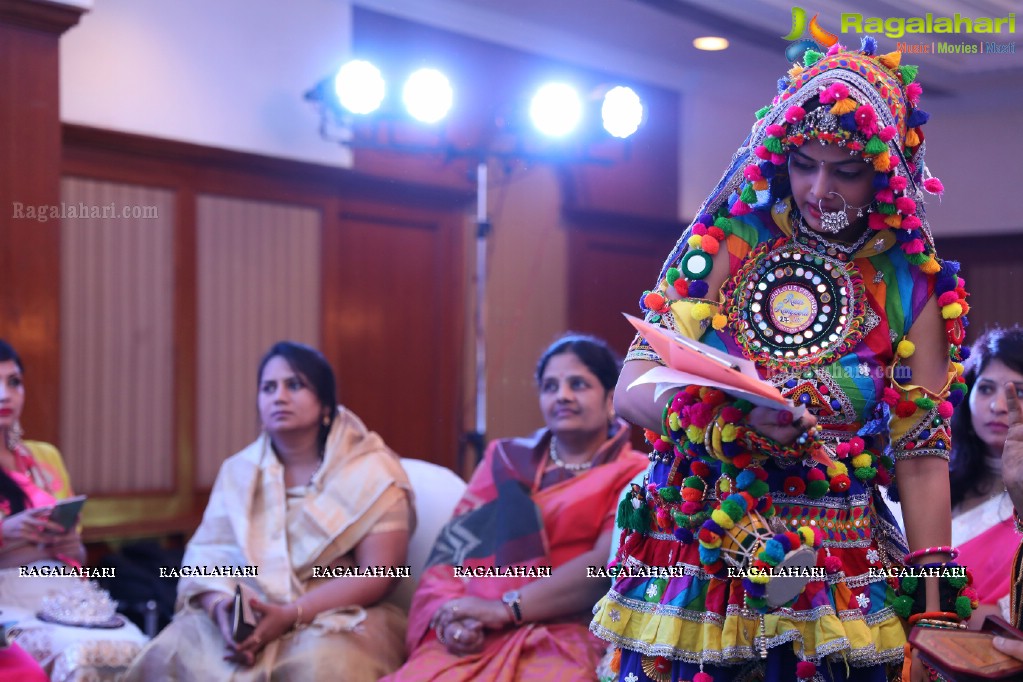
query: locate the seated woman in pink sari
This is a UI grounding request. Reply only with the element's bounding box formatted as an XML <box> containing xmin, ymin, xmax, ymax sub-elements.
<box><xmin>383</xmin><ymin>334</ymin><xmax>648</xmax><ymax>682</ymax></box>
<box><xmin>949</xmin><ymin>327</ymin><xmax>1023</xmax><ymax>627</ymax></box>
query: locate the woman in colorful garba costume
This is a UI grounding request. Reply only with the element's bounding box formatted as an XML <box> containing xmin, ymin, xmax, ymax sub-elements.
<box><xmin>590</xmin><ymin>38</ymin><xmax>975</xmax><ymax>682</ymax></box>
<box><xmin>384</xmin><ymin>334</ymin><xmax>648</xmax><ymax>682</ymax></box>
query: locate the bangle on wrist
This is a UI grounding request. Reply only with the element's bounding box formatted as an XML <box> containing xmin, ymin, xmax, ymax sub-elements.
<box><xmin>904</xmin><ymin>545</ymin><xmax>959</xmax><ymax>564</ymax></box>
<box><xmin>292</xmin><ymin>602</ymin><xmax>305</xmax><ymax>629</ymax></box>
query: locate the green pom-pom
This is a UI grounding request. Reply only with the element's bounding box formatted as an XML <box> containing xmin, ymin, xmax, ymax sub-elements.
<box><xmin>720</xmin><ymin>498</ymin><xmax>743</xmax><ymax>521</ymax></box>
<box><xmin>914</xmin><ymin>396</ymin><xmax>936</xmax><ymax>410</ymax></box>
<box><xmin>951</xmin><ymin>382</ymin><xmax>968</xmax><ymax>394</ymax></box>
<box><xmin>617</xmin><ymin>494</ymin><xmax>649</xmax><ymax>532</ymax></box>
<box><xmin>666</xmin><ymin>267</ymin><xmax>681</xmax><ymax>286</ymax></box>
<box><xmin>804</xmin><ymin>49</ymin><xmax>823</xmax><ymax>67</ymax></box>
<box><xmin>733</xmin><ymin>399</ymin><xmax>754</xmax><ymax>413</ymax></box>
<box><xmin>854</xmin><ymin>466</ymin><xmax>877</xmax><ymax>481</ymax></box>
<box><xmin>865</xmin><ymin>135</ymin><xmax>888</xmax><ymax>155</ymax></box>
<box><xmin>955</xmin><ymin>595</ymin><xmax>973</xmax><ymax>620</ymax></box>
<box><xmin>877</xmin><ymin>202</ymin><xmax>898</xmax><ymax>215</ymax></box>
<box><xmin>740</xmin><ymin>183</ymin><xmax>758</xmax><ymax>204</ymax></box>
<box><xmin>714</xmin><ymin>217</ymin><xmax>733</xmax><ymax>234</ymax></box>
<box><xmin>763</xmin><ymin>136</ymin><xmax>784</xmax><ymax>154</ymax></box>
<box><xmin>880</xmin><ymin>455</ymin><xmax>895</xmax><ymax>469</ymax></box>
<box><xmin>683</xmin><ymin>475</ymin><xmax>705</xmax><ymax>491</ymax></box>
<box><xmin>671</xmin><ymin>510</ymin><xmax>686</xmax><ymax>526</ymax></box>
<box><xmin>746</xmin><ymin>595</ymin><xmax>768</xmax><ymax>612</ymax></box>
<box><xmin>901</xmin><ymin>575</ymin><xmax>919</xmax><ymax>594</ymax></box>
<box><xmin>906</xmin><ymin>252</ymin><xmax>929</xmax><ymax>265</ymax></box>
<box><xmin>899</xmin><ymin>64</ymin><xmax>919</xmax><ymax>84</ymax></box>
<box><xmin>947</xmin><ymin>574</ymin><xmax>968</xmax><ymax>590</ymax></box>
<box><xmin>659</xmin><ymin>486</ymin><xmax>681</xmax><ymax>503</ymax></box>
<box><xmin>755</xmin><ymin>104</ymin><xmax>772</xmax><ymax>120</ymax></box>
<box><xmin>746</xmin><ymin>480</ymin><xmax>769</xmax><ymax>499</ymax></box>
<box><xmin>892</xmin><ymin>595</ymin><xmax>914</xmax><ymax>619</ymax></box>
<box><xmin>721</xmin><ymin>462</ymin><xmax>740</xmax><ymax>478</ymax></box>
<box><xmin>806</xmin><ymin>480</ymin><xmax>830</xmax><ymax>498</ymax></box>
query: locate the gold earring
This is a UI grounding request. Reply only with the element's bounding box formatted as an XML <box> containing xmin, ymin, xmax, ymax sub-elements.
<box><xmin>6</xmin><ymin>420</ymin><xmax>23</xmax><ymax>451</ymax></box>
<box><xmin>322</xmin><ymin>414</ymin><xmax>331</xmax><ymax>426</ymax></box>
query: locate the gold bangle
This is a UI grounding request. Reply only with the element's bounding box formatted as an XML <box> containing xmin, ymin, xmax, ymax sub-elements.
<box><xmin>293</xmin><ymin>602</ymin><xmax>304</xmax><ymax>629</ymax></box>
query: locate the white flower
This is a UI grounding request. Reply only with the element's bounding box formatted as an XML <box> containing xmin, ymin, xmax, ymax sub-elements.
<box><xmin>625</xmin><ymin>674</ymin><xmax>639</xmax><ymax>682</ymax></box>
<box><xmin>646</xmin><ymin>583</ymin><xmax>661</xmax><ymax>600</ymax></box>
<box><xmin>856</xmin><ymin>593</ymin><xmax>870</xmax><ymax>608</ymax></box>
<box><xmin>866</xmin><ymin>549</ymin><xmax>880</xmax><ymax>564</ymax></box>
<box><xmin>610</xmin><ymin>608</ymin><xmax>621</xmax><ymax>623</ymax></box>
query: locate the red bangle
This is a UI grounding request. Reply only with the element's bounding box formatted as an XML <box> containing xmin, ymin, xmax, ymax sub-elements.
<box><xmin>904</xmin><ymin>546</ymin><xmax>958</xmax><ymax>564</ymax></box>
<box><xmin>908</xmin><ymin>611</ymin><xmax>960</xmax><ymax>626</ymax></box>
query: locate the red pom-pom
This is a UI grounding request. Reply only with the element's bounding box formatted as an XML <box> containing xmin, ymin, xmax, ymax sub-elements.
<box><xmin>674</xmin><ymin>279</ymin><xmax>689</xmax><ymax>297</ymax></box>
<box><xmin>882</xmin><ymin>388</ymin><xmax>900</xmax><ymax>406</ymax></box>
<box><xmin>896</xmin><ymin>401</ymin><xmax>918</xmax><ymax>418</ymax></box>
<box><xmin>751</xmin><ymin>466</ymin><xmax>769</xmax><ymax>481</ymax></box>
<box><xmin>807</xmin><ymin>468</ymin><xmax>826</xmax><ymax>482</ymax></box>
<box><xmin>876</xmin><ymin>468</ymin><xmax>891</xmax><ymax>486</ymax></box>
<box><xmin>824</xmin><ymin>555</ymin><xmax>843</xmax><ymax>573</ymax></box>
<box><xmin>785</xmin><ymin>106</ymin><xmax>805</xmax><ymax>123</ymax></box>
<box><xmin>924</xmin><ymin>177</ymin><xmax>944</xmax><ymax>194</ymax></box>
<box><xmin>783</xmin><ymin>476</ymin><xmax>806</xmax><ymax>496</ymax></box>
<box><xmin>888</xmin><ymin>175</ymin><xmax>908</xmax><ymax>192</ymax></box>
<box><xmin>721</xmin><ymin>406</ymin><xmax>745</xmax><ymax>423</ymax></box>
<box><xmin>694</xmin><ymin>673</ymin><xmax>714</xmax><ymax>682</ymax></box>
<box><xmin>691</xmin><ymin>460</ymin><xmax>711</xmax><ymax>477</ymax></box>
<box><xmin>830</xmin><ymin>474</ymin><xmax>852</xmax><ymax>492</ymax></box>
<box><xmin>938</xmin><ymin>401</ymin><xmax>954</xmax><ymax>419</ymax></box>
<box><xmin>895</xmin><ymin>196</ymin><xmax>917</xmax><ymax>215</ymax></box>
<box><xmin>643</xmin><ymin>291</ymin><xmax>668</xmax><ymax>312</ymax></box>
<box><xmin>708</xmin><ymin>226</ymin><xmax>725</xmax><ymax>241</ymax></box>
<box><xmin>848</xmin><ymin>436</ymin><xmax>865</xmax><ymax>455</ymax></box>
<box><xmin>938</xmin><ymin>291</ymin><xmax>959</xmax><ymax>307</ymax></box>
<box><xmin>868</xmin><ymin>212</ymin><xmax>888</xmax><ymax>231</ymax></box>
<box><xmin>796</xmin><ymin>661</ymin><xmax>817</xmax><ymax>678</ymax></box>
<box><xmin>732</xmin><ymin>453</ymin><xmax>752</xmax><ymax>470</ymax></box>
<box><xmin>698</xmin><ymin>528</ymin><xmax>719</xmax><ymax>544</ymax></box>
<box><xmin>702</xmin><ymin>236</ymin><xmax>720</xmax><ymax>255</ymax></box>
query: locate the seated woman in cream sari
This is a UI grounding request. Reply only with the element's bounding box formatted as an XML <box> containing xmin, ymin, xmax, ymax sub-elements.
<box><xmin>126</xmin><ymin>341</ymin><xmax>413</xmax><ymax>681</ymax></box>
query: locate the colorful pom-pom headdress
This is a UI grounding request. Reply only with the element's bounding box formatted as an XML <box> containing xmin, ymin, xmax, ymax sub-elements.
<box><xmin>663</xmin><ymin>36</ymin><xmax>944</xmax><ymax>279</ymax></box>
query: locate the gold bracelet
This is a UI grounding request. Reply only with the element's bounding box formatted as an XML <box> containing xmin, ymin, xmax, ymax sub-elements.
<box><xmin>293</xmin><ymin>602</ymin><xmax>304</xmax><ymax>629</ymax></box>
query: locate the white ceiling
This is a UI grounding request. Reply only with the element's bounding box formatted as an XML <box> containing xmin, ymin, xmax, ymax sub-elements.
<box><xmin>371</xmin><ymin>0</ymin><xmax>1022</xmax><ymax>97</ymax></box>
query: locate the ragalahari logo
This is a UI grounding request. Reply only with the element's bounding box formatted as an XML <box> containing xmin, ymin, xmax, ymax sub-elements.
<box><xmin>783</xmin><ymin>7</ymin><xmax>837</xmax><ymax>62</ymax></box>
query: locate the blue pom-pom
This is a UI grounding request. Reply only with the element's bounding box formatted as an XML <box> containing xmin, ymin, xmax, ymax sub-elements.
<box><xmin>759</xmin><ymin>161</ymin><xmax>777</xmax><ymax>179</ymax></box>
<box><xmin>838</xmin><ymin>112</ymin><xmax>858</xmax><ymax>131</ymax></box>
<box><xmin>730</xmin><ymin>493</ymin><xmax>749</xmax><ymax>513</ymax></box>
<box><xmin>873</xmin><ymin>172</ymin><xmax>890</xmax><ymax>189</ymax></box>
<box><xmin>674</xmin><ymin>528</ymin><xmax>694</xmax><ymax>543</ymax></box>
<box><xmin>689</xmin><ymin>279</ymin><xmax>710</xmax><ymax>298</ymax></box>
<box><xmin>774</xmin><ymin>534</ymin><xmax>793</xmax><ymax>552</ymax></box>
<box><xmin>963</xmin><ymin>316</ymin><xmax>970</xmax><ymax>328</ymax></box>
<box><xmin>907</xmin><ymin>109</ymin><xmax>930</xmax><ymax>128</ymax></box>
<box><xmin>961</xmin><ymin>346</ymin><xmax>971</xmax><ymax>360</ymax></box>
<box><xmin>943</xmin><ymin>260</ymin><xmax>961</xmax><ymax>275</ymax></box>
<box><xmin>949</xmin><ymin>388</ymin><xmax>965</xmax><ymax>406</ymax></box>
<box><xmin>763</xmin><ymin>539</ymin><xmax>786</xmax><ymax>563</ymax></box>
<box><xmin>638</xmin><ymin>292</ymin><xmax>649</xmax><ymax>310</ymax></box>
<box><xmin>722</xmin><ymin>442</ymin><xmax>741</xmax><ymax>458</ymax></box>
<box><xmin>861</xmin><ymin>36</ymin><xmax>878</xmax><ymax>55</ymax></box>
<box><xmin>699</xmin><ymin>213</ymin><xmax>714</xmax><ymax>226</ymax></box>
<box><xmin>777</xmin><ymin>77</ymin><xmax>790</xmax><ymax>94</ymax></box>
<box><xmin>895</xmin><ymin>229</ymin><xmax>916</xmax><ymax>244</ymax></box>
<box><xmin>744</xmin><ymin>579</ymin><xmax>766</xmax><ymax>598</ymax></box>
<box><xmin>699</xmin><ymin>545</ymin><xmax>720</xmax><ymax>563</ymax></box>
<box><xmin>736</xmin><ymin>469</ymin><xmax>757</xmax><ymax>488</ymax></box>
<box><xmin>704</xmin><ymin>519</ymin><xmax>725</xmax><ymax>536</ymax></box>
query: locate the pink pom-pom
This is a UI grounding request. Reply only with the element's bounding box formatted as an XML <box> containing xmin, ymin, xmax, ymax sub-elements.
<box><xmin>771</xmin><ymin>153</ymin><xmax>787</xmax><ymax>165</ymax></box>
<box><xmin>938</xmin><ymin>291</ymin><xmax>959</xmax><ymax>307</ymax></box>
<box><xmin>938</xmin><ymin>401</ymin><xmax>954</xmax><ymax>419</ymax></box>
<box><xmin>855</xmin><ymin>105</ymin><xmax>878</xmax><ymax>135</ymax></box>
<box><xmin>835</xmin><ymin>442</ymin><xmax>851</xmax><ymax>458</ymax></box>
<box><xmin>785</xmin><ymin>106</ymin><xmax>805</xmax><ymax>123</ymax></box>
<box><xmin>731</xmin><ymin>200</ymin><xmax>752</xmax><ymax>216</ymax></box>
<box><xmin>903</xmin><ymin>239</ymin><xmax>925</xmax><ymax>254</ymax></box>
<box><xmin>694</xmin><ymin>673</ymin><xmax>714</xmax><ymax>682</ymax></box>
<box><xmin>681</xmin><ymin>501</ymin><xmax>702</xmax><ymax>514</ymax></box>
<box><xmin>895</xmin><ymin>197</ymin><xmax>917</xmax><ymax>215</ymax></box>
<box><xmin>743</xmin><ymin>165</ymin><xmax>763</xmax><ymax>182</ymax></box>
<box><xmin>818</xmin><ymin>85</ymin><xmax>837</xmax><ymax>104</ymax></box>
<box><xmin>878</xmin><ymin>125</ymin><xmax>898</xmax><ymax>143</ymax></box>
<box><xmin>868</xmin><ymin>213</ymin><xmax>888</xmax><ymax>231</ymax></box>
<box><xmin>826</xmin><ymin>43</ymin><xmax>844</xmax><ymax>57</ymax></box>
<box><xmin>901</xmin><ymin>215</ymin><xmax>922</xmax><ymax>231</ymax></box>
<box><xmin>906</xmin><ymin>82</ymin><xmax>923</xmax><ymax>105</ymax></box>
<box><xmin>848</xmin><ymin>436</ymin><xmax>865</xmax><ymax>455</ymax></box>
<box><xmin>692</xmin><ymin>224</ymin><xmax>708</xmax><ymax>236</ymax></box>
<box><xmin>882</xmin><ymin>388</ymin><xmax>900</xmax><ymax>406</ymax></box>
<box><xmin>924</xmin><ymin>177</ymin><xmax>944</xmax><ymax>194</ymax></box>
<box><xmin>875</xmin><ymin>189</ymin><xmax>895</xmax><ymax>204</ymax></box>
<box><xmin>830</xmin><ymin>83</ymin><xmax>850</xmax><ymax>100</ymax></box>
<box><xmin>754</xmin><ymin>145</ymin><xmax>772</xmax><ymax>161</ymax></box>
<box><xmin>824</xmin><ymin>555</ymin><xmax>843</xmax><ymax>573</ymax></box>
<box><xmin>796</xmin><ymin>661</ymin><xmax>817</xmax><ymax>679</ymax></box>
<box><xmin>812</xmin><ymin>526</ymin><xmax>825</xmax><ymax>545</ymax></box>
<box><xmin>888</xmin><ymin>175</ymin><xmax>908</xmax><ymax>192</ymax></box>
<box><xmin>766</xmin><ymin>124</ymin><xmax>787</xmax><ymax>137</ymax></box>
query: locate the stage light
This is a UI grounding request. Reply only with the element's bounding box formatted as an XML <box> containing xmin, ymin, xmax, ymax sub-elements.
<box><xmin>402</xmin><ymin>68</ymin><xmax>453</xmax><ymax>124</ymax></box>
<box><xmin>334</xmin><ymin>60</ymin><xmax>386</xmax><ymax>115</ymax></box>
<box><xmin>529</xmin><ymin>82</ymin><xmax>582</xmax><ymax>138</ymax></box>
<box><xmin>601</xmin><ymin>86</ymin><xmax>643</xmax><ymax>139</ymax></box>
<box><xmin>693</xmin><ymin>36</ymin><xmax>729</xmax><ymax>51</ymax></box>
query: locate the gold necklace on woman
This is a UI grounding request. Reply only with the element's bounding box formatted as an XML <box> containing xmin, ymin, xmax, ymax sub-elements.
<box><xmin>549</xmin><ymin>437</ymin><xmax>594</xmax><ymax>472</ymax></box>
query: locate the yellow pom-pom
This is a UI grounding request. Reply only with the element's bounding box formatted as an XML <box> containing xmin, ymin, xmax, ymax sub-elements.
<box><xmin>872</xmin><ymin>151</ymin><xmax>891</xmax><ymax>172</ymax></box>
<box><xmin>721</xmin><ymin>423</ymin><xmax>738</xmax><ymax>442</ymax></box>
<box><xmin>941</xmin><ymin>302</ymin><xmax>963</xmax><ymax>319</ymax></box>
<box><xmin>953</xmin><ymin>361</ymin><xmax>965</xmax><ymax>376</ymax></box>
<box><xmin>711</xmin><ymin>508</ymin><xmax>736</xmax><ymax>530</ymax></box>
<box><xmin>686</xmin><ymin>425</ymin><xmax>703</xmax><ymax>443</ymax></box>
<box><xmin>884</xmin><ymin>214</ymin><xmax>902</xmax><ymax>228</ymax></box>
<box><xmin>699</xmin><ymin>535</ymin><xmax>722</xmax><ymax>549</ymax></box>
<box><xmin>920</xmin><ymin>257</ymin><xmax>941</xmax><ymax>275</ymax></box>
<box><xmin>896</xmin><ymin>339</ymin><xmax>916</xmax><ymax>358</ymax></box>
<box><xmin>796</xmin><ymin>526</ymin><xmax>815</xmax><ymax>546</ymax></box>
<box><xmin>688</xmin><ymin>234</ymin><xmax>703</xmax><ymax>249</ymax></box>
<box><xmin>788</xmin><ymin>64</ymin><xmax>804</xmax><ymax>80</ymax></box>
<box><xmin>748</xmin><ymin>569</ymin><xmax>770</xmax><ymax>585</ymax></box>
<box><xmin>712</xmin><ymin>314</ymin><xmax>728</xmax><ymax>331</ymax></box>
<box><xmin>827</xmin><ymin>461</ymin><xmax>848</xmax><ymax>477</ymax></box>
<box><xmin>692</xmin><ymin>302</ymin><xmax>713</xmax><ymax>321</ymax></box>
<box><xmin>852</xmin><ymin>453</ymin><xmax>873</xmax><ymax>469</ymax></box>
<box><xmin>668</xmin><ymin>413</ymin><xmax>681</xmax><ymax>432</ymax></box>
<box><xmin>905</xmin><ymin>128</ymin><xmax>920</xmax><ymax>147</ymax></box>
<box><xmin>879</xmin><ymin>51</ymin><xmax>902</xmax><ymax>69</ymax></box>
<box><xmin>829</xmin><ymin>98</ymin><xmax>857</xmax><ymax>115</ymax></box>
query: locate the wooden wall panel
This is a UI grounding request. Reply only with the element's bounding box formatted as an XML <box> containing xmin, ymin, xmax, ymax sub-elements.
<box><xmin>195</xmin><ymin>195</ymin><xmax>321</xmax><ymax>487</ymax></box>
<box><xmin>59</xmin><ymin>177</ymin><xmax>176</xmax><ymax>494</ymax></box>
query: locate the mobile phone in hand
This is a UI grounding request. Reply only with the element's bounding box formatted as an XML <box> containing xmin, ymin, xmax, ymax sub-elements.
<box><xmin>48</xmin><ymin>495</ymin><xmax>87</xmax><ymax>532</ymax></box>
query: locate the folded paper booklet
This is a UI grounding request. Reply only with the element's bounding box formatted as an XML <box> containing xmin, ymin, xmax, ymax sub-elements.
<box><xmin>625</xmin><ymin>313</ymin><xmax>806</xmax><ymax>420</ymax></box>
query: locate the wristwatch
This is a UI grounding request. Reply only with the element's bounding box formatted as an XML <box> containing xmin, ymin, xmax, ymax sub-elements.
<box><xmin>501</xmin><ymin>590</ymin><xmax>523</xmax><ymax>624</ymax></box>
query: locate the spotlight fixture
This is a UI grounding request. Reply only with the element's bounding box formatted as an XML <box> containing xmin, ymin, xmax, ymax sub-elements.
<box><xmin>402</xmin><ymin>68</ymin><xmax>454</xmax><ymax>124</ymax></box>
<box><xmin>693</xmin><ymin>36</ymin><xmax>729</xmax><ymax>51</ymax></box>
<box><xmin>529</xmin><ymin>82</ymin><xmax>583</xmax><ymax>138</ymax></box>
<box><xmin>334</xmin><ymin>59</ymin><xmax>386</xmax><ymax>115</ymax></box>
<box><xmin>601</xmin><ymin>86</ymin><xmax>644</xmax><ymax>139</ymax></box>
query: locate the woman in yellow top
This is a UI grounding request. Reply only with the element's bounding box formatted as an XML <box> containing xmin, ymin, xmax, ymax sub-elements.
<box><xmin>0</xmin><ymin>338</ymin><xmax>147</xmax><ymax>680</ymax></box>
